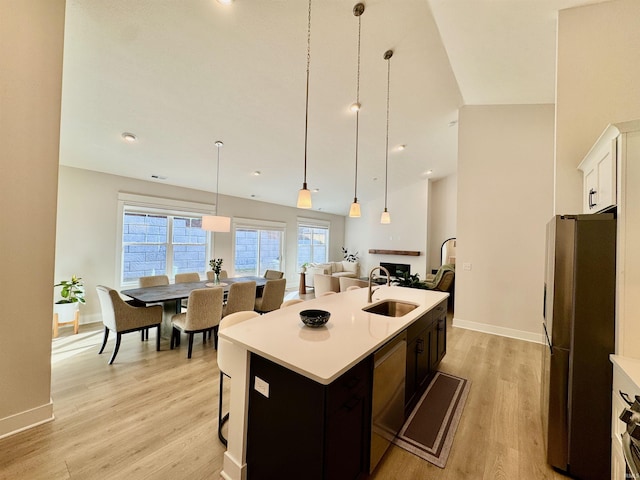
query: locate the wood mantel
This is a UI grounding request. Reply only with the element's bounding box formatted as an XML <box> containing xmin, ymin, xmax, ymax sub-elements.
<box><xmin>368</xmin><ymin>249</ymin><xmax>421</xmax><ymax>256</ymax></box>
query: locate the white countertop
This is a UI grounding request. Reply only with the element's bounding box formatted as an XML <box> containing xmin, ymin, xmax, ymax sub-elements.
<box><xmin>220</xmin><ymin>286</ymin><xmax>449</xmax><ymax>385</ymax></box>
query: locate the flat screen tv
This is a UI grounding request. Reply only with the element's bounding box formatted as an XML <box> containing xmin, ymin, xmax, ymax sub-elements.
<box><xmin>380</xmin><ymin>262</ymin><xmax>410</xmax><ymax>279</ymax></box>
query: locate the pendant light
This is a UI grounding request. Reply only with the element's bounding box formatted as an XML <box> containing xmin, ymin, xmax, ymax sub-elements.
<box><xmin>297</xmin><ymin>0</ymin><xmax>313</xmax><ymax>209</ymax></box>
<box><xmin>380</xmin><ymin>49</ymin><xmax>393</xmax><ymax>224</ymax></box>
<box><xmin>202</xmin><ymin>140</ymin><xmax>231</xmax><ymax>232</ymax></box>
<box><xmin>349</xmin><ymin>3</ymin><xmax>365</xmax><ymax>218</ymax></box>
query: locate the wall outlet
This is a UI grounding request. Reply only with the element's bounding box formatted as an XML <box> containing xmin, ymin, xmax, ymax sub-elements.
<box><xmin>254</xmin><ymin>376</ymin><xmax>269</xmax><ymax>398</ymax></box>
<box><xmin>463</xmin><ymin>262</ymin><xmax>472</xmax><ymax>271</ymax></box>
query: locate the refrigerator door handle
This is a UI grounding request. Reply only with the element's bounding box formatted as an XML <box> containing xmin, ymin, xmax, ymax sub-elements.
<box><xmin>543</xmin><ymin>322</ymin><xmax>552</xmax><ymax>354</ymax></box>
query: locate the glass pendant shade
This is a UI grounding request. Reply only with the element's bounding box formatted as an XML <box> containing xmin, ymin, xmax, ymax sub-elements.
<box><xmin>202</xmin><ymin>215</ymin><xmax>231</xmax><ymax>232</ymax></box>
<box><xmin>349</xmin><ymin>200</ymin><xmax>361</xmax><ymax>218</ymax></box>
<box><xmin>380</xmin><ymin>209</ymin><xmax>391</xmax><ymax>224</ymax></box>
<box><xmin>297</xmin><ymin>185</ymin><xmax>312</xmax><ymax>209</ymax></box>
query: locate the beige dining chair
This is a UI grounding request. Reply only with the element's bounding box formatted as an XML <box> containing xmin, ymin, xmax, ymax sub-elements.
<box><xmin>339</xmin><ymin>276</ymin><xmax>368</xmax><ymax>292</ymax></box>
<box><xmin>222</xmin><ymin>281</ymin><xmax>257</xmax><ymax>317</ymax></box>
<box><xmin>175</xmin><ymin>272</ymin><xmax>200</xmax><ymax>283</ymax></box>
<box><xmin>254</xmin><ymin>278</ymin><xmax>286</xmax><ymax>314</ymax></box>
<box><xmin>139</xmin><ymin>275</ymin><xmax>169</xmax><ymax>287</ymax></box>
<box><xmin>138</xmin><ymin>275</ymin><xmax>170</xmax><ymax>339</ymax></box>
<box><xmin>217</xmin><ymin>310</ymin><xmax>260</xmax><ymax>446</ymax></box>
<box><xmin>170</xmin><ymin>287</ymin><xmax>223</xmax><ymax>359</ymax></box>
<box><xmin>318</xmin><ymin>291</ymin><xmax>337</xmax><ymax>297</ymax></box>
<box><xmin>263</xmin><ymin>269</ymin><xmax>284</xmax><ymax>280</ymax></box>
<box><xmin>207</xmin><ymin>270</ymin><xmax>228</xmax><ymax>281</ymax></box>
<box><xmin>313</xmin><ymin>274</ymin><xmax>340</xmax><ymax>296</ymax></box>
<box><xmin>96</xmin><ymin>285</ymin><xmax>163</xmax><ymax>365</ymax></box>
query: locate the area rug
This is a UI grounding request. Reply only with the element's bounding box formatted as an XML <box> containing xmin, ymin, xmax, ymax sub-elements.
<box><xmin>392</xmin><ymin>371</ymin><xmax>470</xmax><ymax>468</ymax></box>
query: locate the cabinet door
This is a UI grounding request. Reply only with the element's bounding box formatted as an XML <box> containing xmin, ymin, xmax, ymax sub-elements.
<box><xmin>416</xmin><ymin>331</ymin><xmax>430</xmax><ymax>389</ymax></box>
<box><xmin>405</xmin><ymin>338</ymin><xmax>418</xmax><ymax>408</ymax></box>
<box><xmin>584</xmin><ymin>165</ymin><xmax>598</xmax><ymax>212</ymax></box>
<box><xmin>596</xmin><ymin>140</ymin><xmax>615</xmax><ymax>211</ymax></box>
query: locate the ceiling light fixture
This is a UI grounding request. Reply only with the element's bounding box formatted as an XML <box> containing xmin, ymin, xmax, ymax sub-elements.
<box><xmin>349</xmin><ymin>2</ymin><xmax>365</xmax><ymax>218</ymax></box>
<box><xmin>252</xmin><ymin>170</ymin><xmax>261</xmax><ymax>176</ymax></box>
<box><xmin>381</xmin><ymin>49</ymin><xmax>393</xmax><ymax>225</ymax></box>
<box><xmin>397</xmin><ymin>144</ymin><xmax>406</xmax><ymax>151</ymax></box>
<box><xmin>122</xmin><ymin>132</ymin><xmax>137</xmax><ymax>143</ymax></box>
<box><xmin>202</xmin><ymin>140</ymin><xmax>231</xmax><ymax>232</ymax></box>
<box><xmin>297</xmin><ymin>0</ymin><xmax>314</xmax><ymax>209</ymax></box>
<box><xmin>216</xmin><ymin>0</ymin><xmax>233</xmax><ymax>5</ymax></box>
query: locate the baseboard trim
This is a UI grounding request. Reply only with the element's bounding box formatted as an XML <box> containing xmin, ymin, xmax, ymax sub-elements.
<box><xmin>0</xmin><ymin>399</ymin><xmax>54</xmax><ymax>440</ymax></box>
<box><xmin>452</xmin><ymin>317</ymin><xmax>544</xmax><ymax>345</ymax></box>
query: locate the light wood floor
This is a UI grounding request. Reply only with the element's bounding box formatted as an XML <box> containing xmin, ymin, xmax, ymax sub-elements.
<box><xmin>0</xmin><ymin>307</ymin><xmax>569</xmax><ymax>480</ymax></box>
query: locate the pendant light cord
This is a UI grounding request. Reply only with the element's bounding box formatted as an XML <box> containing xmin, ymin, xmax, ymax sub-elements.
<box><xmin>353</xmin><ymin>9</ymin><xmax>362</xmax><ymax>201</ymax></box>
<box><xmin>215</xmin><ymin>142</ymin><xmax>222</xmax><ymax>215</ymax></box>
<box><xmin>384</xmin><ymin>51</ymin><xmax>392</xmax><ymax>210</ymax></box>
<box><xmin>303</xmin><ymin>0</ymin><xmax>312</xmax><ymax>188</ymax></box>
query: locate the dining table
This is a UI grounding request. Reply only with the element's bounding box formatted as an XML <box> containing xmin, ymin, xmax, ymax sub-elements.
<box><xmin>121</xmin><ymin>276</ymin><xmax>268</xmax><ymax>338</ymax></box>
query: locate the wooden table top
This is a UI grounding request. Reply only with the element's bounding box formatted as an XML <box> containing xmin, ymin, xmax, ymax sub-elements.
<box><xmin>121</xmin><ymin>276</ymin><xmax>267</xmax><ymax>304</ymax></box>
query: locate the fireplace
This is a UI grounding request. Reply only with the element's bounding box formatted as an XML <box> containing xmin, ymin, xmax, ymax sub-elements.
<box><xmin>380</xmin><ymin>262</ymin><xmax>410</xmax><ymax>279</ymax></box>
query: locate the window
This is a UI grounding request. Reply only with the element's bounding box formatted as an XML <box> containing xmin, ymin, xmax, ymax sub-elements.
<box><xmin>122</xmin><ymin>211</ymin><xmax>207</xmax><ymax>283</ymax></box>
<box><xmin>233</xmin><ymin>219</ymin><xmax>285</xmax><ymax>277</ymax></box>
<box><xmin>117</xmin><ymin>193</ymin><xmax>213</xmax><ymax>286</ymax></box>
<box><xmin>297</xmin><ymin>220</ymin><xmax>329</xmax><ymax>270</ymax></box>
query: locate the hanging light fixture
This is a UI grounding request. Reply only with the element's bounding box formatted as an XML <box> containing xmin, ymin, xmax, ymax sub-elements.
<box><xmin>349</xmin><ymin>3</ymin><xmax>365</xmax><ymax>218</ymax></box>
<box><xmin>380</xmin><ymin>49</ymin><xmax>393</xmax><ymax>225</ymax></box>
<box><xmin>202</xmin><ymin>140</ymin><xmax>231</xmax><ymax>232</ymax></box>
<box><xmin>297</xmin><ymin>0</ymin><xmax>313</xmax><ymax>209</ymax></box>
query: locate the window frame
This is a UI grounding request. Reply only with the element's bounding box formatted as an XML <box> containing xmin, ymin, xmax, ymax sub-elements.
<box><xmin>116</xmin><ymin>193</ymin><xmax>214</xmax><ymax>288</ymax></box>
<box><xmin>297</xmin><ymin>217</ymin><xmax>330</xmax><ymax>270</ymax></box>
<box><xmin>232</xmin><ymin>217</ymin><xmax>286</xmax><ymax>277</ymax></box>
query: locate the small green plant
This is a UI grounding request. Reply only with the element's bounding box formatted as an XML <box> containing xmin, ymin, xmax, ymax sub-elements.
<box><xmin>209</xmin><ymin>258</ymin><xmax>223</xmax><ymax>274</ymax></box>
<box><xmin>54</xmin><ymin>275</ymin><xmax>86</xmax><ymax>304</ymax></box>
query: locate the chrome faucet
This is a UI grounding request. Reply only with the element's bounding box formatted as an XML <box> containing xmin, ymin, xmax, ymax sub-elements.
<box><xmin>368</xmin><ymin>266</ymin><xmax>390</xmax><ymax>303</ymax></box>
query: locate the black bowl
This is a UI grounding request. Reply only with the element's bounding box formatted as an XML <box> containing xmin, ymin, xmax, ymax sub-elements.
<box><xmin>300</xmin><ymin>309</ymin><xmax>330</xmax><ymax>328</ymax></box>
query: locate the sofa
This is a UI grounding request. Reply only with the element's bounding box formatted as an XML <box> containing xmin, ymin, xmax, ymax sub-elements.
<box><xmin>306</xmin><ymin>261</ymin><xmax>360</xmax><ymax>287</ymax></box>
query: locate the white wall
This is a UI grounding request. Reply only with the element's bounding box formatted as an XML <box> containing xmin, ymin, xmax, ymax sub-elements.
<box><xmin>0</xmin><ymin>0</ymin><xmax>65</xmax><ymax>438</ymax></box>
<box><xmin>455</xmin><ymin>105</ymin><xmax>554</xmax><ymax>342</ymax></box>
<box><xmin>555</xmin><ymin>0</ymin><xmax>640</xmax><ymax>214</ymax></box>
<box><xmin>56</xmin><ymin>166</ymin><xmax>345</xmax><ymax>323</ymax></box>
<box><xmin>345</xmin><ymin>179</ymin><xmax>430</xmax><ymax>279</ymax></box>
<box><xmin>428</xmin><ymin>174</ymin><xmax>457</xmax><ymax>271</ymax></box>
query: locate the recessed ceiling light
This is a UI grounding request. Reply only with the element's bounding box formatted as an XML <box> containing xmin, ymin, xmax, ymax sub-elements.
<box><xmin>252</xmin><ymin>171</ymin><xmax>261</xmax><ymax>176</ymax></box>
<box><xmin>250</xmin><ymin>194</ymin><xmax>256</xmax><ymax>198</ymax></box>
<box><xmin>122</xmin><ymin>132</ymin><xmax>137</xmax><ymax>143</ymax></box>
<box><xmin>397</xmin><ymin>144</ymin><xmax>406</xmax><ymax>151</ymax></box>
<box><xmin>312</xmin><ymin>188</ymin><xmax>320</xmax><ymax>193</ymax></box>
<box><xmin>217</xmin><ymin>0</ymin><xmax>233</xmax><ymax>4</ymax></box>
<box><xmin>426</xmin><ymin>170</ymin><xmax>433</xmax><ymax>175</ymax></box>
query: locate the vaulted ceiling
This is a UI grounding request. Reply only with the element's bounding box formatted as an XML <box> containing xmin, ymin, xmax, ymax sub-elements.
<box><xmin>59</xmin><ymin>0</ymin><xmax>602</xmax><ymax>215</ymax></box>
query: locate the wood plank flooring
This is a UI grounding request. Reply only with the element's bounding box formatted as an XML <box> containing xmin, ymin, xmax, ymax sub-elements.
<box><xmin>0</xmin><ymin>309</ymin><xmax>569</xmax><ymax>480</ymax></box>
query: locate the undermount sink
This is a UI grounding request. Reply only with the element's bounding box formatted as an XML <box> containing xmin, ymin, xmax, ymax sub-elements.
<box><xmin>362</xmin><ymin>300</ymin><xmax>418</xmax><ymax>317</ymax></box>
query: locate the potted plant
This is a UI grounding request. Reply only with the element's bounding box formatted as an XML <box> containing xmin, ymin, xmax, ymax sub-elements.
<box><xmin>300</xmin><ymin>262</ymin><xmax>310</xmax><ymax>273</ymax></box>
<box><xmin>209</xmin><ymin>258</ymin><xmax>223</xmax><ymax>284</ymax></box>
<box><xmin>53</xmin><ymin>275</ymin><xmax>85</xmax><ymax>336</ymax></box>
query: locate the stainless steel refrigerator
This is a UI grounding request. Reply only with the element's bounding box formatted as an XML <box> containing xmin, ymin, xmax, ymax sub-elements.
<box><xmin>541</xmin><ymin>214</ymin><xmax>616</xmax><ymax>480</ymax></box>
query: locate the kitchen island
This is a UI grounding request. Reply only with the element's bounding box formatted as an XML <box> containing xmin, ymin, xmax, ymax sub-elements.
<box><xmin>219</xmin><ymin>285</ymin><xmax>449</xmax><ymax>480</ymax></box>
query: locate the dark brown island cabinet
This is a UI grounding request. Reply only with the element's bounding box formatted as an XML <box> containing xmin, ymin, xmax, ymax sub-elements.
<box><xmin>245</xmin><ymin>298</ymin><xmax>448</xmax><ymax>479</ymax></box>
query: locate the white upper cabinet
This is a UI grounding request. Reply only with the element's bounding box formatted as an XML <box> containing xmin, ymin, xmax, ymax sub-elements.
<box><xmin>578</xmin><ymin>125</ymin><xmax>618</xmax><ymax>213</ymax></box>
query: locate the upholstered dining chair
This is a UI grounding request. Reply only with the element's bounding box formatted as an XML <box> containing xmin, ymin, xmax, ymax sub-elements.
<box><xmin>207</xmin><ymin>270</ymin><xmax>228</xmax><ymax>281</ymax></box>
<box><xmin>217</xmin><ymin>310</ymin><xmax>260</xmax><ymax>446</ymax></box>
<box><xmin>96</xmin><ymin>285</ymin><xmax>163</xmax><ymax>365</ymax></box>
<box><xmin>222</xmin><ymin>281</ymin><xmax>257</xmax><ymax>317</ymax></box>
<box><xmin>175</xmin><ymin>272</ymin><xmax>200</xmax><ymax>283</ymax></box>
<box><xmin>170</xmin><ymin>287</ymin><xmax>223</xmax><ymax>359</ymax></box>
<box><xmin>346</xmin><ymin>286</ymin><xmax>362</xmax><ymax>291</ymax></box>
<box><xmin>139</xmin><ymin>274</ymin><xmax>169</xmax><ymax>288</ymax></box>
<box><xmin>339</xmin><ymin>276</ymin><xmax>368</xmax><ymax>292</ymax></box>
<box><xmin>254</xmin><ymin>278</ymin><xmax>286</xmax><ymax>314</ymax></box>
<box><xmin>280</xmin><ymin>298</ymin><xmax>304</xmax><ymax>308</ymax></box>
<box><xmin>138</xmin><ymin>274</ymin><xmax>169</xmax><ymax>339</ymax></box>
<box><xmin>263</xmin><ymin>269</ymin><xmax>284</xmax><ymax>280</ymax></box>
